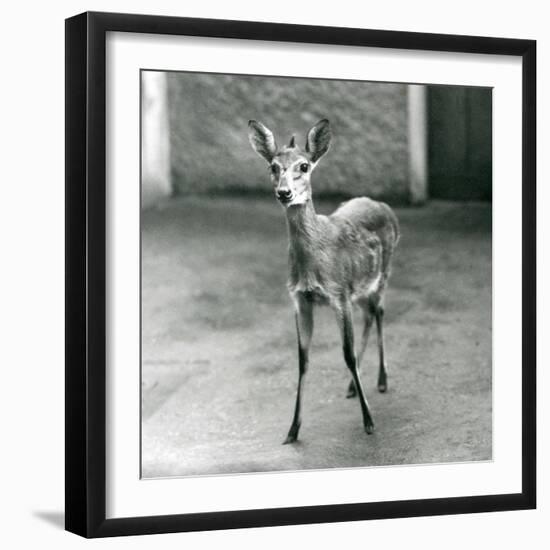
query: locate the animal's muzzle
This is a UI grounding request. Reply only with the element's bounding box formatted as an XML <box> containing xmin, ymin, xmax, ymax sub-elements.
<box><xmin>277</xmin><ymin>189</ymin><xmax>293</xmax><ymax>203</ymax></box>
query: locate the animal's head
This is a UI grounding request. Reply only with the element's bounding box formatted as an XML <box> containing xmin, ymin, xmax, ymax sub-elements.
<box><xmin>248</xmin><ymin>119</ymin><xmax>331</xmax><ymax>207</ymax></box>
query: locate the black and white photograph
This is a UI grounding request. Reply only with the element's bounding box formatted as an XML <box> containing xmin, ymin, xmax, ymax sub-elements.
<box><xmin>140</xmin><ymin>70</ymin><xmax>493</xmax><ymax>478</ymax></box>
<box><xmin>0</xmin><ymin>0</ymin><xmax>544</xmax><ymax>545</ymax></box>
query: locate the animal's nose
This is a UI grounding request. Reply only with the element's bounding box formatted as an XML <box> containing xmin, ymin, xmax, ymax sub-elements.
<box><xmin>277</xmin><ymin>189</ymin><xmax>292</xmax><ymax>201</ymax></box>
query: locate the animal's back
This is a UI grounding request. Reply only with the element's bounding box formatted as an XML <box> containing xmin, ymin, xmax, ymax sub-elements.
<box><xmin>331</xmin><ymin>197</ymin><xmax>400</xmax><ymax>278</ymax></box>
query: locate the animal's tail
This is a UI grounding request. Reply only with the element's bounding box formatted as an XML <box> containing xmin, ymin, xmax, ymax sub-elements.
<box><xmin>379</xmin><ymin>202</ymin><xmax>400</xmax><ymax>281</ymax></box>
<box><xmin>381</xmin><ymin>202</ymin><xmax>400</xmax><ymax>247</ymax></box>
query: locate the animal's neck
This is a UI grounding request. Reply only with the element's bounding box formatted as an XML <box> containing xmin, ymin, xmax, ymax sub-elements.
<box><xmin>284</xmin><ymin>199</ymin><xmax>327</xmax><ymax>294</ymax></box>
<box><xmin>285</xmin><ymin>199</ymin><xmax>319</xmax><ymax>248</ymax></box>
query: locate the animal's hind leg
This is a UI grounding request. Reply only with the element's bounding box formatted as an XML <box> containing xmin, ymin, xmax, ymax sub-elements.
<box><xmin>334</xmin><ymin>298</ymin><xmax>374</xmax><ymax>434</ymax></box>
<box><xmin>375</xmin><ymin>305</ymin><xmax>388</xmax><ymax>393</ymax></box>
<box><xmin>346</xmin><ymin>304</ymin><xmax>374</xmax><ymax>398</ymax></box>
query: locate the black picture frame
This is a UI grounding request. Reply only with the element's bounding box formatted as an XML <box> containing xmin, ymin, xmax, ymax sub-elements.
<box><xmin>65</xmin><ymin>11</ymin><xmax>536</xmax><ymax>538</ymax></box>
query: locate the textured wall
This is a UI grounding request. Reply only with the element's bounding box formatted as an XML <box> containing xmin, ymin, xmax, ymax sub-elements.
<box><xmin>167</xmin><ymin>72</ymin><xmax>409</xmax><ymax>202</ymax></box>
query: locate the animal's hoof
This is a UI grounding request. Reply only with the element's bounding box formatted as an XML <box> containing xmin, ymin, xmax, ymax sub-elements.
<box><xmin>378</xmin><ymin>370</ymin><xmax>387</xmax><ymax>393</ymax></box>
<box><xmin>346</xmin><ymin>380</ymin><xmax>357</xmax><ymax>398</ymax></box>
<box><xmin>283</xmin><ymin>424</ymin><xmax>300</xmax><ymax>444</ymax></box>
<box><xmin>364</xmin><ymin>422</ymin><xmax>375</xmax><ymax>435</ymax></box>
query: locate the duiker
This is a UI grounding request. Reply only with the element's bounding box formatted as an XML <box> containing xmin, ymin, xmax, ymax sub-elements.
<box><xmin>248</xmin><ymin>119</ymin><xmax>400</xmax><ymax>443</ymax></box>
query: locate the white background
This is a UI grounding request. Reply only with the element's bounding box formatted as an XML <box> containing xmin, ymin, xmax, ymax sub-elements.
<box><xmin>0</xmin><ymin>1</ymin><xmax>546</xmax><ymax>548</ymax></box>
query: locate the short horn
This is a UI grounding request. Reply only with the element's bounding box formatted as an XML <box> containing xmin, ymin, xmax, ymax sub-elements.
<box><xmin>288</xmin><ymin>135</ymin><xmax>296</xmax><ymax>148</ymax></box>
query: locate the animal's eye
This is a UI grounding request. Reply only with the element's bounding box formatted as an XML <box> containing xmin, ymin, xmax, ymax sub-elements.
<box><xmin>300</xmin><ymin>163</ymin><xmax>309</xmax><ymax>173</ymax></box>
<box><xmin>270</xmin><ymin>164</ymin><xmax>278</xmax><ymax>175</ymax></box>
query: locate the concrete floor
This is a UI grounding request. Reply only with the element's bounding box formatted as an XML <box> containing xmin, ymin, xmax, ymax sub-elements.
<box><xmin>141</xmin><ymin>196</ymin><xmax>492</xmax><ymax>478</ymax></box>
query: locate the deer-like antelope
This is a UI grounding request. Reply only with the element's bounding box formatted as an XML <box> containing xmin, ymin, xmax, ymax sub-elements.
<box><xmin>248</xmin><ymin>119</ymin><xmax>400</xmax><ymax>444</ymax></box>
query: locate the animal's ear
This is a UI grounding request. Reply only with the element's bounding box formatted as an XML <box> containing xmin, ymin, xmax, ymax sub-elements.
<box><xmin>248</xmin><ymin>120</ymin><xmax>277</xmax><ymax>163</ymax></box>
<box><xmin>306</xmin><ymin>119</ymin><xmax>331</xmax><ymax>163</ymax></box>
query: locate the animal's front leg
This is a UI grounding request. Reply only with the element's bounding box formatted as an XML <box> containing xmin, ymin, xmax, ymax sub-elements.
<box><xmin>334</xmin><ymin>298</ymin><xmax>375</xmax><ymax>434</ymax></box>
<box><xmin>283</xmin><ymin>294</ymin><xmax>313</xmax><ymax>444</ymax></box>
